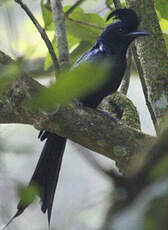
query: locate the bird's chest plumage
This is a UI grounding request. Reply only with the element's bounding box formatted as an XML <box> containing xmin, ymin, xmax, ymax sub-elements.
<box><xmin>81</xmin><ymin>54</ymin><xmax>126</xmax><ymax>108</ymax></box>
<box><xmin>107</xmin><ymin>55</ymin><xmax>126</xmax><ymax>92</ymax></box>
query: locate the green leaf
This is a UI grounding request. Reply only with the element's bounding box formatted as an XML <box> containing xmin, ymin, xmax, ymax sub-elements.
<box><xmin>44</xmin><ymin>34</ymin><xmax>80</xmax><ymax>70</ymax></box>
<box><xmin>155</xmin><ymin>0</ymin><xmax>168</xmax><ymax>20</ymax></box>
<box><xmin>0</xmin><ymin>62</ymin><xmax>21</xmax><ymax>93</ymax></box>
<box><xmin>65</xmin><ymin>7</ymin><xmax>105</xmax><ymax>41</ymax></box>
<box><xmin>66</xmin><ymin>20</ymin><xmax>98</xmax><ymax>41</ymax></box>
<box><xmin>163</xmin><ymin>33</ymin><xmax>168</xmax><ymax>50</ymax></box>
<box><xmin>158</xmin><ymin>17</ymin><xmax>168</xmax><ymax>51</ymax></box>
<box><xmin>106</xmin><ymin>0</ymin><xmax>113</xmax><ymax>5</ymax></box>
<box><xmin>149</xmin><ymin>154</ymin><xmax>168</xmax><ymax>179</ymax></box>
<box><xmin>18</xmin><ymin>184</ymin><xmax>40</xmax><ymax>206</ymax></box>
<box><xmin>144</xmin><ymin>195</ymin><xmax>168</xmax><ymax>230</ymax></box>
<box><xmin>66</xmin><ymin>7</ymin><xmax>105</xmax><ymax>28</ymax></box>
<box><xmin>41</xmin><ymin>0</ymin><xmax>54</xmax><ymax>30</ymax></box>
<box><xmin>159</xmin><ymin>17</ymin><xmax>168</xmax><ymax>32</ymax></box>
<box><xmin>30</xmin><ymin>61</ymin><xmax>114</xmax><ymax>110</ymax></box>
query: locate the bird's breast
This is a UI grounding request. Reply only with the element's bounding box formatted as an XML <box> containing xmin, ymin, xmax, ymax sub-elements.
<box><xmin>81</xmin><ymin>56</ymin><xmax>126</xmax><ymax>108</ymax></box>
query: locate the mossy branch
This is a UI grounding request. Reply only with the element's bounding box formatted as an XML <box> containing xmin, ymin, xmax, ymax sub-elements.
<box><xmin>0</xmin><ymin>52</ymin><xmax>155</xmax><ymax>174</ymax></box>
<box><xmin>125</xmin><ymin>0</ymin><xmax>168</xmax><ymax>132</ymax></box>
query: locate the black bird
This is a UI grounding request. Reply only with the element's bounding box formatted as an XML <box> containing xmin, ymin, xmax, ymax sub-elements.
<box><xmin>7</xmin><ymin>8</ymin><xmax>149</xmax><ymax>227</ymax></box>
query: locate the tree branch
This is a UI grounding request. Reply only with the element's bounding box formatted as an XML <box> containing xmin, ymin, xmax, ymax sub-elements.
<box><xmin>66</xmin><ymin>17</ymin><xmax>104</xmax><ymax>30</ymax></box>
<box><xmin>50</xmin><ymin>0</ymin><xmax>70</xmax><ymax>68</ymax></box>
<box><xmin>131</xmin><ymin>44</ymin><xmax>159</xmax><ymax>133</ymax></box>
<box><xmin>0</xmin><ymin>52</ymin><xmax>155</xmax><ymax>174</ymax></box>
<box><xmin>65</xmin><ymin>0</ymin><xmax>86</xmax><ymax>17</ymax></box>
<box><xmin>120</xmin><ymin>48</ymin><xmax>132</xmax><ymax>95</ymax></box>
<box><xmin>113</xmin><ymin>0</ymin><xmax>122</xmax><ymax>8</ymax></box>
<box><xmin>125</xmin><ymin>0</ymin><xmax>168</xmax><ymax>131</ymax></box>
<box><xmin>102</xmin><ymin>118</ymin><xmax>168</xmax><ymax>230</ymax></box>
<box><xmin>112</xmin><ymin>0</ymin><xmax>165</xmax><ymax>134</ymax></box>
<box><xmin>105</xmin><ymin>0</ymin><xmax>113</xmax><ymax>10</ymax></box>
<box><xmin>64</xmin><ymin>0</ymin><xmax>104</xmax><ymax>30</ymax></box>
<box><xmin>14</xmin><ymin>0</ymin><xmax>60</xmax><ymax>73</ymax></box>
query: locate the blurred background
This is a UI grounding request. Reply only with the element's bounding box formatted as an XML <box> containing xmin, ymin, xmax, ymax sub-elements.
<box><xmin>0</xmin><ymin>0</ymin><xmax>156</xmax><ymax>229</ymax></box>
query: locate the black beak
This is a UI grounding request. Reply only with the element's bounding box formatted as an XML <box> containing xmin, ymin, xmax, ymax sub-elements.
<box><xmin>126</xmin><ymin>29</ymin><xmax>150</xmax><ymax>38</ymax></box>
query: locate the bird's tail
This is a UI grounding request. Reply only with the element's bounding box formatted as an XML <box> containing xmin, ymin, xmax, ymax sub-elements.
<box><xmin>9</xmin><ymin>132</ymin><xmax>66</xmax><ymax>226</ymax></box>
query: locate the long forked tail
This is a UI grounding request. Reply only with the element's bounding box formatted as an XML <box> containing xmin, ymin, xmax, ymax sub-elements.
<box><xmin>5</xmin><ymin>132</ymin><xmax>66</xmax><ymax>227</ymax></box>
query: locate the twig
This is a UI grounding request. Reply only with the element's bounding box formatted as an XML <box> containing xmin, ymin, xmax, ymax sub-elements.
<box><xmin>43</xmin><ymin>0</ymin><xmax>104</xmax><ymax>32</ymax></box>
<box><xmin>72</xmin><ymin>143</ymin><xmax>118</xmax><ymax>178</ymax></box>
<box><xmin>65</xmin><ymin>0</ymin><xmax>104</xmax><ymax>30</ymax></box>
<box><xmin>105</xmin><ymin>0</ymin><xmax>113</xmax><ymax>10</ymax></box>
<box><xmin>67</xmin><ymin>17</ymin><xmax>104</xmax><ymax>30</ymax></box>
<box><xmin>65</xmin><ymin>0</ymin><xmax>86</xmax><ymax>17</ymax></box>
<box><xmin>14</xmin><ymin>0</ymin><xmax>60</xmax><ymax>73</ymax></box>
<box><xmin>50</xmin><ymin>0</ymin><xmax>70</xmax><ymax>68</ymax></box>
<box><xmin>0</xmin><ymin>51</ymin><xmax>14</xmax><ymax>65</ymax></box>
<box><xmin>113</xmin><ymin>0</ymin><xmax>122</xmax><ymax>8</ymax></box>
<box><xmin>120</xmin><ymin>48</ymin><xmax>132</xmax><ymax>95</ymax></box>
<box><xmin>131</xmin><ymin>45</ymin><xmax>159</xmax><ymax>134</ymax></box>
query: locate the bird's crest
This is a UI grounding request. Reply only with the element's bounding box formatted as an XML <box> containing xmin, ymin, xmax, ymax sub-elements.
<box><xmin>106</xmin><ymin>8</ymin><xmax>140</xmax><ymax>31</ymax></box>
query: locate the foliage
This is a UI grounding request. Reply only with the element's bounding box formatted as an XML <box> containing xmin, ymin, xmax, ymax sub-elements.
<box><xmin>0</xmin><ymin>62</ymin><xmax>21</xmax><ymax>93</ymax></box>
<box><xmin>41</xmin><ymin>0</ymin><xmax>168</xmax><ymax>70</ymax></box>
<box><xmin>155</xmin><ymin>0</ymin><xmax>168</xmax><ymax>49</ymax></box>
<box><xmin>30</xmin><ymin>62</ymin><xmax>112</xmax><ymax>110</ymax></box>
<box><xmin>18</xmin><ymin>183</ymin><xmax>40</xmax><ymax>206</ymax></box>
<box><xmin>41</xmin><ymin>1</ymin><xmax>106</xmax><ymax>70</ymax></box>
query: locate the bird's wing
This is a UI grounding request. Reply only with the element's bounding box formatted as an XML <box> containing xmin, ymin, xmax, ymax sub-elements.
<box><xmin>71</xmin><ymin>43</ymin><xmax>105</xmax><ymax>69</ymax></box>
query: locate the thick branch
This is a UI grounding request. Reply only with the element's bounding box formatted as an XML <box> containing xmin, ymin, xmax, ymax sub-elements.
<box><xmin>131</xmin><ymin>44</ymin><xmax>159</xmax><ymax>133</ymax></box>
<box><xmin>125</xmin><ymin>0</ymin><xmax>168</xmax><ymax>130</ymax></box>
<box><xmin>0</xmin><ymin>52</ymin><xmax>155</xmax><ymax>174</ymax></box>
<box><xmin>0</xmin><ymin>74</ymin><xmax>155</xmax><ymax>175</ymax></box>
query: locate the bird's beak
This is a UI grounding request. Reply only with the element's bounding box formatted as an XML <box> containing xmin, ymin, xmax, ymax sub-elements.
<box><xmin>126</xmin><ymin>29</ymin><xmax>150</xmax><ymax>38</ymax></box>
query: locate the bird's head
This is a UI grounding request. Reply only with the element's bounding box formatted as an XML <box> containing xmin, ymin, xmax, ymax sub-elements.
<box><xmin>98</xmin><ymin>8</ymin><xmax>149</xmax><ymax>54</ymax></box>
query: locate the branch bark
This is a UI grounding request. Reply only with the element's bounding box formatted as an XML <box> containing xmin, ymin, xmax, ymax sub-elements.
<box><xmin>0</xmin><ymin>52</ymin><xmax>155</xmax><ymax>174</ymax></box>
<box><xmin>120</xmin><ymin>48</ymin><xmax>131</xmax><ymax>95</ymax></box>
<box><xmin>125</xmin><ymin>0</ymin><xmax>168</xmax><ymax>131</ymax></box>
<box><xmin>50</xmin><ymin>0</ymin><xmax>70</xmax><ymax>68</ymax></box>
<box><xmin>102</xmin><ymin>127</ymin><xmax>168</xmax><ymax>230</ymax></box>
<box><xmin>113</xmin><ymin>0</ymin><xmax>122</xmax><ymax>8</ymax></box>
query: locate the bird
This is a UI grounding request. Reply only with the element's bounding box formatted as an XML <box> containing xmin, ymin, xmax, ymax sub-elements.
<box><xmin>4</xmin><ymin>8</ymin><xmax>149</xmax><ymax>228</ymax></box>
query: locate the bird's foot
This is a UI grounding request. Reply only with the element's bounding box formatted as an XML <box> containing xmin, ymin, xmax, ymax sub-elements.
<box><xmin>74</xmin><ymin>98</ymin><xmax>84</xmax><ymax>109</ymax></box>
<box><xmin>97</xmin><ymin>109</ymin><xmax>118</xmax><ymax>123</ymax></box>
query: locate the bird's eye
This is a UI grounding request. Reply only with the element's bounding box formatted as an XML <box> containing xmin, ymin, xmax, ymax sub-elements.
<box><xmin>118</xmin><ymin>28</ymin><xmax>125</xmax><ymax>33</ymax></box>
